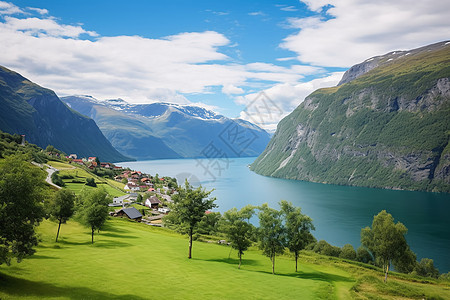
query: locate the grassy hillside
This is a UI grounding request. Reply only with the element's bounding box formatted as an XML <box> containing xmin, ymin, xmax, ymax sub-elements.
<box><xmin>251</xmin><ymin>41</ymin><xmax>450</xmax><ymax>192</ymax></box>
<box><xmin>0</xmin><ymin>218</ymin><xmax>448</xmax><ymax>299</ymax></box>
<box><xmin>46</xmin><ymin>161</ymin><xmax>126</xmax><ymax>197</ymax></box>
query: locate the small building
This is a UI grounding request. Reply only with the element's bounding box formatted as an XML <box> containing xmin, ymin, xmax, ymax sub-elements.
<box><xmin>115</xmin><ymin>207</ymin><xmax>143</xmax><ymax>221</ymax></box>
<box><xmin>109</xmin><ymin>195</ymin><xmax>129</xmax><ymax>207</ymax></box>
<box><xmin>88</xmin><ymin>157</ymin><xmax>97</xmax><ymax>162</ymax></box>
<box><xmin>158</xmin><ymin>207</ymin><xmax>170</xmax><ymax>214</ymax></box>
<box><xmin>145</xmin><ymin>196</ymin><xmax>161</xmax><ymax>209</ymax></box>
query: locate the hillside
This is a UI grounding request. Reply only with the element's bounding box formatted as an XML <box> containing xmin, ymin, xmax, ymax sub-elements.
<box><xmin>251</xmin><ymin>41</ymin><xmax>450</xmax><ymax>192</ymax></box>
<box><xmin>0</xmin><ymin>218</ymin><xmax>448</xmax><ymax>299</ymax></box>
<box><xmin>0</xmin><ymin>66</ymin><xmax>131</xmax><ymax>163</ymax></box>
<box><xmin>62</xmin><ymin>96</ymin><xmax>271</xmax><ymax>160</ymax></box>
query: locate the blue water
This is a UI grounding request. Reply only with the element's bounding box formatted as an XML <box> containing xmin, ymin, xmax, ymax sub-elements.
<box><xmin>118</xmin><ymin>157</ymin><xmax>450</xmax><ymax>272</ymax></box>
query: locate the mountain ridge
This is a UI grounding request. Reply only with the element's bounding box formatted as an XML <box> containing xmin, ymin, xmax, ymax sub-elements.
<box><xmin>62</xmin><ymin>96</ymin><xmax>271</xmax><ymax>160</ymax></box>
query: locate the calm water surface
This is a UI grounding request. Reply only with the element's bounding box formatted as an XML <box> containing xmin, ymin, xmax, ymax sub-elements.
<box><xmin>118</xmin><ymin>157</ymin><xmax>450</xmax><ymax>272</ymax></box>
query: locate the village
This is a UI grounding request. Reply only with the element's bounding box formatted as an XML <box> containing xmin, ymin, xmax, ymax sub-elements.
<box><xmin>109</xmin><ymin>169</ymin><xmax>178</xmax><ymax>226</ymax></box>
<box><xmin>62</xmin><ymin>153</ymin><xmax>178</xmax><ymax>227</ymax></box>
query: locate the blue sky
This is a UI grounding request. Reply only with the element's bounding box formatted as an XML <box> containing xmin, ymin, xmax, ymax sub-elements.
<box><xmin>1</xmin><ymin>0</ymin><xmax>449</xmax><ymax>130</ymax></box>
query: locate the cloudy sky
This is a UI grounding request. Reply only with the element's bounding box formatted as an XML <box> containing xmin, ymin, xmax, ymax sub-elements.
<box><xmin>1</xmin><ymin>0</ymin><xmax>449</xmax><ymax>131</ymax></box>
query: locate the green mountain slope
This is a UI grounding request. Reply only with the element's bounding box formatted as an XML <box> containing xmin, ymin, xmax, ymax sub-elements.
<box><xmin>0</xmin><ymin>66</ymin><xmax>131</xmax><ymax>163</ymax></box>
<box><xmin>251</xmin><ymin>41</ymin><xmax>450</xmax><ymax>192</ymax></box>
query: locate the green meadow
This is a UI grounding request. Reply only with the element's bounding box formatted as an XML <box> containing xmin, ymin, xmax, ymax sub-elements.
<box><xmin>1</xmin><ymin>218</ymin><xmax>448</xmax><ymax>299</ymax></box>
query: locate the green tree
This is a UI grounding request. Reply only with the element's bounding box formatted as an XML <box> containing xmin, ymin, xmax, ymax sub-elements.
<box><xmin>197</xmin><ymin>212</ymin><xmax>221</xmax><ymax>235</ymax></box>
<box><xmin>169</xmin><ymin>180</ymin><xmax>216</xmax><ymax>259</ymax></box>
<box><xmin>51</xmin><ymin>171</ymin><xmax>65</xmax><ymax>187</ymax></box>
<box><xmin>221</xmin><ymin>207</ymin><xmax>255</xmax><ymax>269</ymax></box>
<box><xmin>85</xmin><ymin>177</ymin><xmax>97</xmax><ymax>187</ymax></box>
<box><xmin>340</xmin><ymin>244</ymin><xmax>357</xmax><ymax>260</ymax></box>
<box><xmin>393</xmin><ymin>247</ymin><xmax>417</xmax><ymax>274</ymax></box>
<box><xmin>280</xmin><ymin>200</ymin><xmax>315</xmax><ymax>272</ymax></box>
<box><xmin>0</xmin><ymin>154</ymin><xmax>45</xmax><ymax>265</ymax></box>
<box><xmin>79</xmin><ymin>189</ymin><xmax>110</xmax><ymax>243</ymax></box>
<box><xmin>415</xmin><ymin>258</ymin><xmax>439</xmax><ymax>278</ymax></box>
<box><xmin>356</xmin><ymin>246</ymin><xmax>373</xmax><ymax>264</ymax></box>
<box><xmin>361</xmin><ymin>210</ymin><xmax>410</xmax><ymax>282</ymax></box>
<box><xmin>258</xmin><ymin>203</ymin><xmax>285</xmax><ymax>274</ymax></box>
<box><xmin>49</xmin><ymin>189</ymin><xmax>76</xmax><ymax>242</ymax></box>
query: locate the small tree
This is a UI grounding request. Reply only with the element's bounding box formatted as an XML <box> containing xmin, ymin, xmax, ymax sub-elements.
<box><xmin>258</xmin><ymin>203</ymin><xmax>285</xmax><ymax>274</ymax></box>
<box><xmin>415</xmin><ymin>258</ymin><xmax>439</xmax><ymax>278</ymax></box>
<box><xmin>340</xmin><ymin>244</ymin><xmax>357</xmax><ymax>260</ymax></box>
<box><xmin>79</xmin><ymin>189</ymin><xmax>110</xmax><ymax>243</ymax></box>
<box><xmin>221</xmin><ymin>207</ymin><xmax>255</xmax><ymax>269</ymax></box>
<box><xmin>356</xmin><ymin>246</ymin><xmax>373</xmax><ymax>264</ymax></box>
<box><xmin>361</xmin><ymin>210</ymin><xmax>410</xmax><ymax>282</ymax></box>
<box><xmin>85</xmin><ymin>177</ymin><xmax>97</xmax><ymax>187</ymax></box>
<box><xmin>49</xmin><ymin>189</ymin><xmax>75</xmax><ymax>242</ymax></box>
<box><xmin>280</xmin><ymin>200</ymin><xmax>315</xmax><ymax>272</ymax></box>
<box><xmin>169</xmin><ymin>180</ymin><xmax>216</xmax><ymax>259</ymax></box>
<box><xmin>0</xmin><ymin>154</ymin><xmax>45</xmax><ymax>265</ymax></box>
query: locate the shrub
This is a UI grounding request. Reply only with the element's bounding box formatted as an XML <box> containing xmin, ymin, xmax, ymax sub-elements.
<box><xmin>85</xmin><ymin>177</ymin><xmax>97</xmax><ymax>187</ymax></box>
<box><xmin>340</xmin><ymin>244</ymin><xmax>356</xmax><ymax>260</ymax></box>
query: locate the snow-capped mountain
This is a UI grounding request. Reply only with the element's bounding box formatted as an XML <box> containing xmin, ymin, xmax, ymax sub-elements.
<box><xmin>62</xmin><ymin>96</ymin><xmax>271</xmax><ymax>160</ymax></box>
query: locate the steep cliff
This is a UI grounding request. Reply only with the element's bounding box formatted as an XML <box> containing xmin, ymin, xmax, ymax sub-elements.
<box><xmin>251</xmin><ymin>41</ymin><xmax>450</xmax><ymax>192</ymax></box>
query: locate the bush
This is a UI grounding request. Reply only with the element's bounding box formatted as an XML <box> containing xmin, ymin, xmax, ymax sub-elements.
<box><xmin>415</xmin><ymin>258</ymin><xmax>439</xmax><ymax>278</ymax></box>
<box><xmin>340</xmin><ymin>244</ymin><xmax>356</xmax><ymax>260</ymax></box>
<box><xmin>356</xmin><ymin>246</ymin><xmax>373</xmax><ymax>264</ymax></box>
<box><xmin>313</xmin><ymin>240</ymin><xmax>341</xmax><ymax>257</ymax></box>
<box><xmin>51</xmin><ymin>171</ymin><xmax>65</xmax><ymax>187</ymax></box>
<box><xmin>85</xmin><ymin>177</ymin><xmax>97</xmax><ymax>187</ymax></box>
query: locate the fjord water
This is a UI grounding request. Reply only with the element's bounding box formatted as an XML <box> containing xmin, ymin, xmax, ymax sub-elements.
<box><xmin>118</xmin><ymin>157</ymin><xmax>450</xmax><ymax>272</ymax></box>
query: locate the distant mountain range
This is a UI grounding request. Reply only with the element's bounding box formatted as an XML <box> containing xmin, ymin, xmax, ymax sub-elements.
<box><xmin>0</xmin><ymin>66</ymin><xmax>131</xmax><ymax>163</ymax></box>
<box><xmin>251</xmin><ymin>41</ymin><xmax>450</xmax><ymax>192</ymax></box>
<box><xmin>62</xmin><ymin>96</ymin><xmax>271</xmax><ymax>160</ymax></box>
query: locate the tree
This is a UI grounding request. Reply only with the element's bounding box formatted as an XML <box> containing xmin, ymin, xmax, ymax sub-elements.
<box><xmin>49</xmin><ymin>189</ymin><xmax>75</xmax><ymax>242</ymax></box>
<box><xmin>169</xmin><ymin>180</ymin><xmax>216</xmax><ymax>259</ymax></box>
<box><xmin>197</xmin><ymin>212</ymin><xmax>221</xmax><ymax>235</ymax></box>
<box><xmin>221</xmin><ymin>207</ymin><xmax>255</xmax><ymax>269</ymax></box>
<box><xmin>0</xmin><ymin>154</ymin><xmax>45</xmax><ymax>265</ymax></box>
<box><xmin>415</xmin><ymin>258</ymin><xmax>439</xmax><ymax>278</ymax></box>
<box><xmin>340</xmin><ymin>244</ymin><xmax>357</xmax><ymax>260</ymax></box>
<box><xmin>361</xmin><ymin>210</ymin><xmax>410</xmax><ymax>282</ymax></box>
<box><xmin>85</xmin><ymin>177</ymin><xmax>97</xmax><ymax>187</ymax></box>
<box><xmin>258</xmin><ymin>203</ymin><xmax>285</xmax><ymax>274</ymax></box>
<box><xmin>356</xmin><ymin>246</ymin><xmax>373</xmax><ymax>264</ymax></box>
<box><xmin>280</xmin><ymin>200</ymin><xmax>315</xmax><ymax>272</ymax></box>
<box><xmin>79</xmin><ymin>189</ymin><xmax>110</xmax><ymax>243</ymax></box>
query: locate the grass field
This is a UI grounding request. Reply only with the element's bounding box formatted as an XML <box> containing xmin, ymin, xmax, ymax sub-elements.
<box><xmin>0</xmin><ymin>219</ymin><xmax>448</xmax><ymax>300</ymax></box>
<box><xmin>47</xmin><ymin>161</ymin><xmax>126</xmax><ymax>197</ymax></box>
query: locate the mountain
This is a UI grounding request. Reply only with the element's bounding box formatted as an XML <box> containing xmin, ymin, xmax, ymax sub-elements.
<box><xmin>0</xmin><ymin>66</ymin><xmax>131</xmax><ymax>163</ymax></box>
<box><xmin>251</xmin><ymin>41</ymin><xmax>450</xmax><ymax>192</ymax></box>
<box><xmin>61</xmin><ymin>96</ymin><xmax>271</xmax><ymax>160</ymax></box>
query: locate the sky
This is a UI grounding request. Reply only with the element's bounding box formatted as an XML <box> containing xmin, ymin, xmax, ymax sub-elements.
<box><xmin>1</xmin><ymin>0</ymin><xmax>449</xmax><ymax>131</ymax></box>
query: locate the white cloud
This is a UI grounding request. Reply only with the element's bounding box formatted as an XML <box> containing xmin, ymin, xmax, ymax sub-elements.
<box><xmin>0</xmin><ymin>10</ymin><xmax>326</xmax><ymax>105</ymax></box>
<box><xmin>248</xmin><ymin>11</ymin><xmax>266</xmax><ymax>16</ymax></box>
<box><xmin>280</xmin><ymin>6</ymin><xmax>298</xmax><ymax>12</ymax></box>
<box><xmin>222</xmin><ymin>84</ymin><xmax>244</xmax><ymax>95</ymax></box>
<box><xmin>281</xmin><ymin>0</ymin><xmax>450</xmax><ymax>67</ymax></box>
<box><xmin>0</xmin><ymin>1</ymin><xmax>23</xmax><ymax>15</ymax></box>
<box><xmin>237</xmin><ymin>72</ymin><xmax>343</xmax><ymax>131</ymax></box>
<box><xmin>26</xmin><ymin>7</ymin><xmax>48</xmax><ymax>15</ymax></box>
<box><xmin>2</xmin><ymin>16</ymin><xmax>97</xmax><ymax>37</ymax></box>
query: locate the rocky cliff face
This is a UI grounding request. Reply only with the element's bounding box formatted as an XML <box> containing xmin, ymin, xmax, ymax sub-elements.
<box><xmin>0</xmin><ymin>66</ymin><xmax>131</xmax><ymax>162</ymax></box>
<box><xmin>251</xmin><ymin>41</ymin><xmax>450</xmax><ymax>192</ymax></box>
